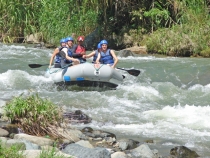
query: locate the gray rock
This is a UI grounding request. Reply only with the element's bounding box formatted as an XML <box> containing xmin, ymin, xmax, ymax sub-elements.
<box><xmin>118</xmin><ymin>50</ymin><xmax>135</xmax><ymax>57</ymax></box>
<box><xmin>75</xmin><ymin>140</ymin><xmax>94</xmax><ymax>148</ymax></box>
<box><xmin>129</xmin><ymin>144</ymin><xmax>155</xmax><ymax>158</ymax></box>
<box><xmin>62</xmin><ymin>143</ymin><xmax>111</xmax><ymax>158</ymax></box>
<box><xmin>22</xmin><ymin>140</ymin><xmax>40</xmax><ymax>150</ymax></box>
<box><xmin>111</xmin><ymin>151</ymin><xmax>128</xmax><ymax>158</ymax></box>
<box><xmin>0</xmin><ymin>128</ymin><xmax>9</xmax><ymax>137</ymax></box>
<box><xmin>14</xmin><ymin>133</ymin><xmax>54</xmax><ymax>146</ymax></box>
<box><xmin>3</xmin><ymin>139</ymin><xmax>26</xmax><ymax>150</ymax></box>
<box><xmin>118</xmin><ymin>139</ymin><xmax>138</xmax><ymax>150</ymax></box>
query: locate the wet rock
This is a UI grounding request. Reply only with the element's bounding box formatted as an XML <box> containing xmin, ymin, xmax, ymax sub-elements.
<box><xmin>118</xmin><ymin>139</ymin><xmax>139</xmax><ymax>150</ymax></box>
<box><xmin>145</xmin><ymin>139</ymin><xmax>154</xmax><ymax>143</ymax></box>
<box><xmin>170</xmin><ymin>146</ymin><xmax>199</xmax><ymax>158</ymax></box>
<box><xmin>2</xmin><ymin>124</ymin><xmax>19</xmax><ymax>135</ymax></box>
<box><xmin>63</xmin><ymin>110</ymin><xmax>92</xmax><ymax>124</ymax></box>
<box><xmin>82</xmin><ymin>127</ymin><xmax>94</xmax><ymax>133</ymax></box>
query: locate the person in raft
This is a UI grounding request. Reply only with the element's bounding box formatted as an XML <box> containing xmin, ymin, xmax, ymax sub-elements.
<box><xmin>49</xmin><ymin>38</ymin><xmax>67</xmax><ymax>68</ymax></box>
<box><xmin>82</xmin><ymin>42</ymin><xmax>102</xmax><ymax>63</ymax></box>
<box><xmin>60</xmin><ymin>36</ymin><xmax>80</xmax><ymax>68</ymax></box>
<box><xmin>95</xmin><ymin>40</ymin><xmax>118</xmax><ymax>68</ymax></box>
<box><xmin>73</xmin><ymin>36</ymin><xmax>86</xmax><ymax>63</ymax></box>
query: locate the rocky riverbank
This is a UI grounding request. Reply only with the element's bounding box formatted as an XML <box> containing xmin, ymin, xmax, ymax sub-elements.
<box><xmin>0</xmin><ymin>99</ymin><xmax>200</xmax><ymax>158</ymax></box>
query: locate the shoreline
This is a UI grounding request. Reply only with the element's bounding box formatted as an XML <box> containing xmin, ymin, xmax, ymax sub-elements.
<box><xmin>0</xmin><ymin>99</ymin><xmax>202</xmax><ymax>157</ymax></box>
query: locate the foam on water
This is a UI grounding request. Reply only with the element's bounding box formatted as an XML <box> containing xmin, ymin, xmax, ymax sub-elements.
<box><xmin>1</xmin><ymin>43</ymin><xmax>210</xmax><ymax>156</ymax></box>
<box><xmin>0</xmin><ymin>69</ymin><xmax>53</xmax><ymax>90</ymax></box>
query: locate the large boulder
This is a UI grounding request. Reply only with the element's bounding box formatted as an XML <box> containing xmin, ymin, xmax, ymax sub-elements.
<box><xmin>170</xmin><ymin>146</ymin><xmax>199</xmax><ymax>158</ymax></box>
<box><xmin>25</xmin><ymin>33</ymin><xmax>42</xmax><ymax>44</ymax></box>
<box><xmin>126</xmin><ymin>46</ymin><xmax>147</xmax><ymax>54</ymax></box>
<box><xmin>118</xmin><ymin>50</ymin><xmax>135</xmax><ymax>57</ymax></box>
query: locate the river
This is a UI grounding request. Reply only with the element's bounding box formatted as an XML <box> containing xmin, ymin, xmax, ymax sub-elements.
<box><xmin>0</xmin><ymin>43</ymin><xmax>210</xmax><ymax>157</ymax></box>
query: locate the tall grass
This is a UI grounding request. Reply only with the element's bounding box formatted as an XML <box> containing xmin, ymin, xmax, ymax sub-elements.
<box><xmin>38</xmin><ymin>0</ymin><xmax>98</xmax><ymax>44</ymax></box>
<box><xmin>4</xmin><ymin>94</ymin><xmax>64</xmax><ymax>138</ymax></box>
<box><xmin>0</xmin><ymin>0</ymin><xmax>40</xmax><ymax>43</ymax></box>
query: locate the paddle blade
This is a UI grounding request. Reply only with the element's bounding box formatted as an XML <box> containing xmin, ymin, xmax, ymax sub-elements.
<box><xmin>127</xmin><ymin>69</ymin><xmax>141</xmax><ymax>76</ymax></box>
<box><xmin>28</xmin><ymin>64</ymin><xmax>48</xmax><ymax>68</ymax></box>
<box><xmin>117</xmin><ymin>67</ymin><xmax>141</xmax><ymax>77</ymax></box>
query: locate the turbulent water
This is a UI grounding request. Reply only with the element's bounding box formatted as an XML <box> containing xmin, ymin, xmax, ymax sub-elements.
<box><xmin>1</xmin><ymin>43</ymin><xmax>210</xmax><ymax>157</ymax></box>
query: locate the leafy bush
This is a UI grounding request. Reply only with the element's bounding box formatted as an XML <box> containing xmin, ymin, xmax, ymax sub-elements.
<box><xmin>4</xmin><ymin>94</ymin><xmax>64</xmax><ymax>138</ymax></box>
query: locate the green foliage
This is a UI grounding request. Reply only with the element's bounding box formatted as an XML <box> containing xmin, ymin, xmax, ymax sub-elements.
<box><xmin>144</xmin><ymin>8</ymin><xmax>170</xmax><ymax>28</ymax></box>
<box><xmin>4</xmin><ymin>94</ymin><xmax>64</xmax><ymax>138</ymax></box>
<box><xmin>0</xmin><ymin>141</ymin><xmax>24</xmax><ymax>158</ymax></box>
<box><xmin>40</xmin><ymin>147</ymin><xmax>72</xmax><ymax>158</ymax></box>
<box><xmin>0</xmin><ymin>0</ymin><xmax>41</xmax><ymax>42</ymax></box>
<box><xmin>200</xmin><ymin>48</ymin><xmax>210</xmax><ymax>57</ymax></box>
<box><xmin>142</xmin><ymin>22</ymin><xmax>210</xmax><ymax>56</ymax></box>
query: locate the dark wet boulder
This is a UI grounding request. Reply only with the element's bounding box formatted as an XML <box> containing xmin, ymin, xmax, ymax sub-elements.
<box><xmin>170</xmin><ymin>146</ymin><xmax>199</xmax><ymax>158</ymax></box>
<box><xmin>63</xmin><ymin>110</ymin><xmax>92</xmax><ymax>124</ymax></box>
<box><xmin>81</xmin><ymin>127</ymin><xmax>94</xmax><ymax>133</ymax></box>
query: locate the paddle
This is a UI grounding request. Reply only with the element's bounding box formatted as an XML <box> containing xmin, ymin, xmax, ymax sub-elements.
<box><xmin>28</xmin><ymin>64</ymin><xmax>48</xmax><ymax>68</ymax></box>
<box><xmin>117</xmin><ymin>67</ymin><xmax>140</xmax><ymax>76</ymax></box>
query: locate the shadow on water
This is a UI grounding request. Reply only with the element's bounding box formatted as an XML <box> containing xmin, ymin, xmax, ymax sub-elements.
<box><xmin>55</xmin><ymin>81</ymin><xmax>117</xmax><ymax>92</ymax></box>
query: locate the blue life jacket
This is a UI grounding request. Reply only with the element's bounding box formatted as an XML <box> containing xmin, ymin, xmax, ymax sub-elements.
<box><xmin>92</xmin><ymin>50</ymin><xmax>101</xmax><ymax>63</ymax></box>
<box><xmin>55</xmin><ymin>47</ymin><xmax>64</xmax><ymax>63</ymax></box>
<box><xmin>64</xmin><ymin>47</ymin><xmax>73</xmax><ymax>63</ymax></box>
<box><xmin>100</xmin><ymin>49</ymin><xmax>114</xmax><ymax>64</ymax></box>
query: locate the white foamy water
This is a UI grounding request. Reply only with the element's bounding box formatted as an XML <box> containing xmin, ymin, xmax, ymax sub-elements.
<box><xmin>1</xmin><ymin>43</ymin><xmax>210</xmax><ymax>157</ymax></box>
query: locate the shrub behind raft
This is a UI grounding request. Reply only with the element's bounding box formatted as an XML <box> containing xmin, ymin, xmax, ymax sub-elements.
<box><xmin>4</xmin><ymin>94</ymin><xmax>63</xmax><ymax>138</ymax></box>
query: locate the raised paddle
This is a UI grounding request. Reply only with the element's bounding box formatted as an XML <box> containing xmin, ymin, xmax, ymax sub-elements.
<box><xmin>28</xmin><ymin>64</ymin><xmax>49</xmax><ymax>68</ymax></box>
<box><xmin>117</xmin><ymin>67</ymin><xmax>140</xmax><ymax>76</ymax></box>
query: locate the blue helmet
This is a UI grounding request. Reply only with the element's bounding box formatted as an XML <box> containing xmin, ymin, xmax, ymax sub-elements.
<box><xmin>60</xmin><ymin>38</ymin><xmax>66</xmax><ymax>43</ymax></box>
<box><xmin>100</xmin><ymin>40</ymin><xmax>108</xmax><ymax>45</ymax></box>
<box><xmin>97</xmin><ymin>43</ymin><xmax>101</xmax><ymax>49</ymax></box>
<box><xmin>65</xmin><ymin>36</ymin><xmax>74</xmax><ymax>42</ymax></box>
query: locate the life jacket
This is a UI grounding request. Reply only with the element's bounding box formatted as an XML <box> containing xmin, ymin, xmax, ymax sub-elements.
<box><xmin>75</xmin><ymin>44</ymin><xmax>85</xmax><ymax>54</ymax></box>
<box><xmin>74</xmin><ymin>44</ymin><xmax>86</xmax><ymax>63</ymax></box>
<box><xmin>69</xmin><ymin>44</ymin><xmax>77</xmax><ymax>54</ymax></box>
<box><xmin>55</xmin><ymin>47</ymin><xmax>64</xmax><ymax>63</ymax></box>
<box><xmin>65</xmin><ymin>47</ymin><xmax>73</xmax><ymax>63</ymax></box>
<box><xmin>59</xmin><ymin>47</ymin><xmax>73</xmax><ymax>63</ymax></box>
<box><xmin>100</xmin><ymin>49</ymin><xmax>114</xmax><ymax>64</ymax></box>
<box><xmin>92</xmin><ymin>50</ymin><xmax>102</xmax><ymax>63</ymax></box>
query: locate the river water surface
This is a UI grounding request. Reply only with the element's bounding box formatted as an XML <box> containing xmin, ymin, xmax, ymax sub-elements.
<box><xmin>1</xmin><ymin>43</ymin><xmax>210</xmax><ymax>157</ymax></box>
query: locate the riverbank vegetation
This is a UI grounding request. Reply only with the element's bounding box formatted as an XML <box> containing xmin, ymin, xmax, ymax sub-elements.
<box><xmin>4</xmin><ymin>94</ymin><xmax>64</xmax><ymax>138</ymax></box>
<box><xmin>0</xmin><ymin>0</ymin><xmax>209</xmax><ymax>56</ymax></box>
